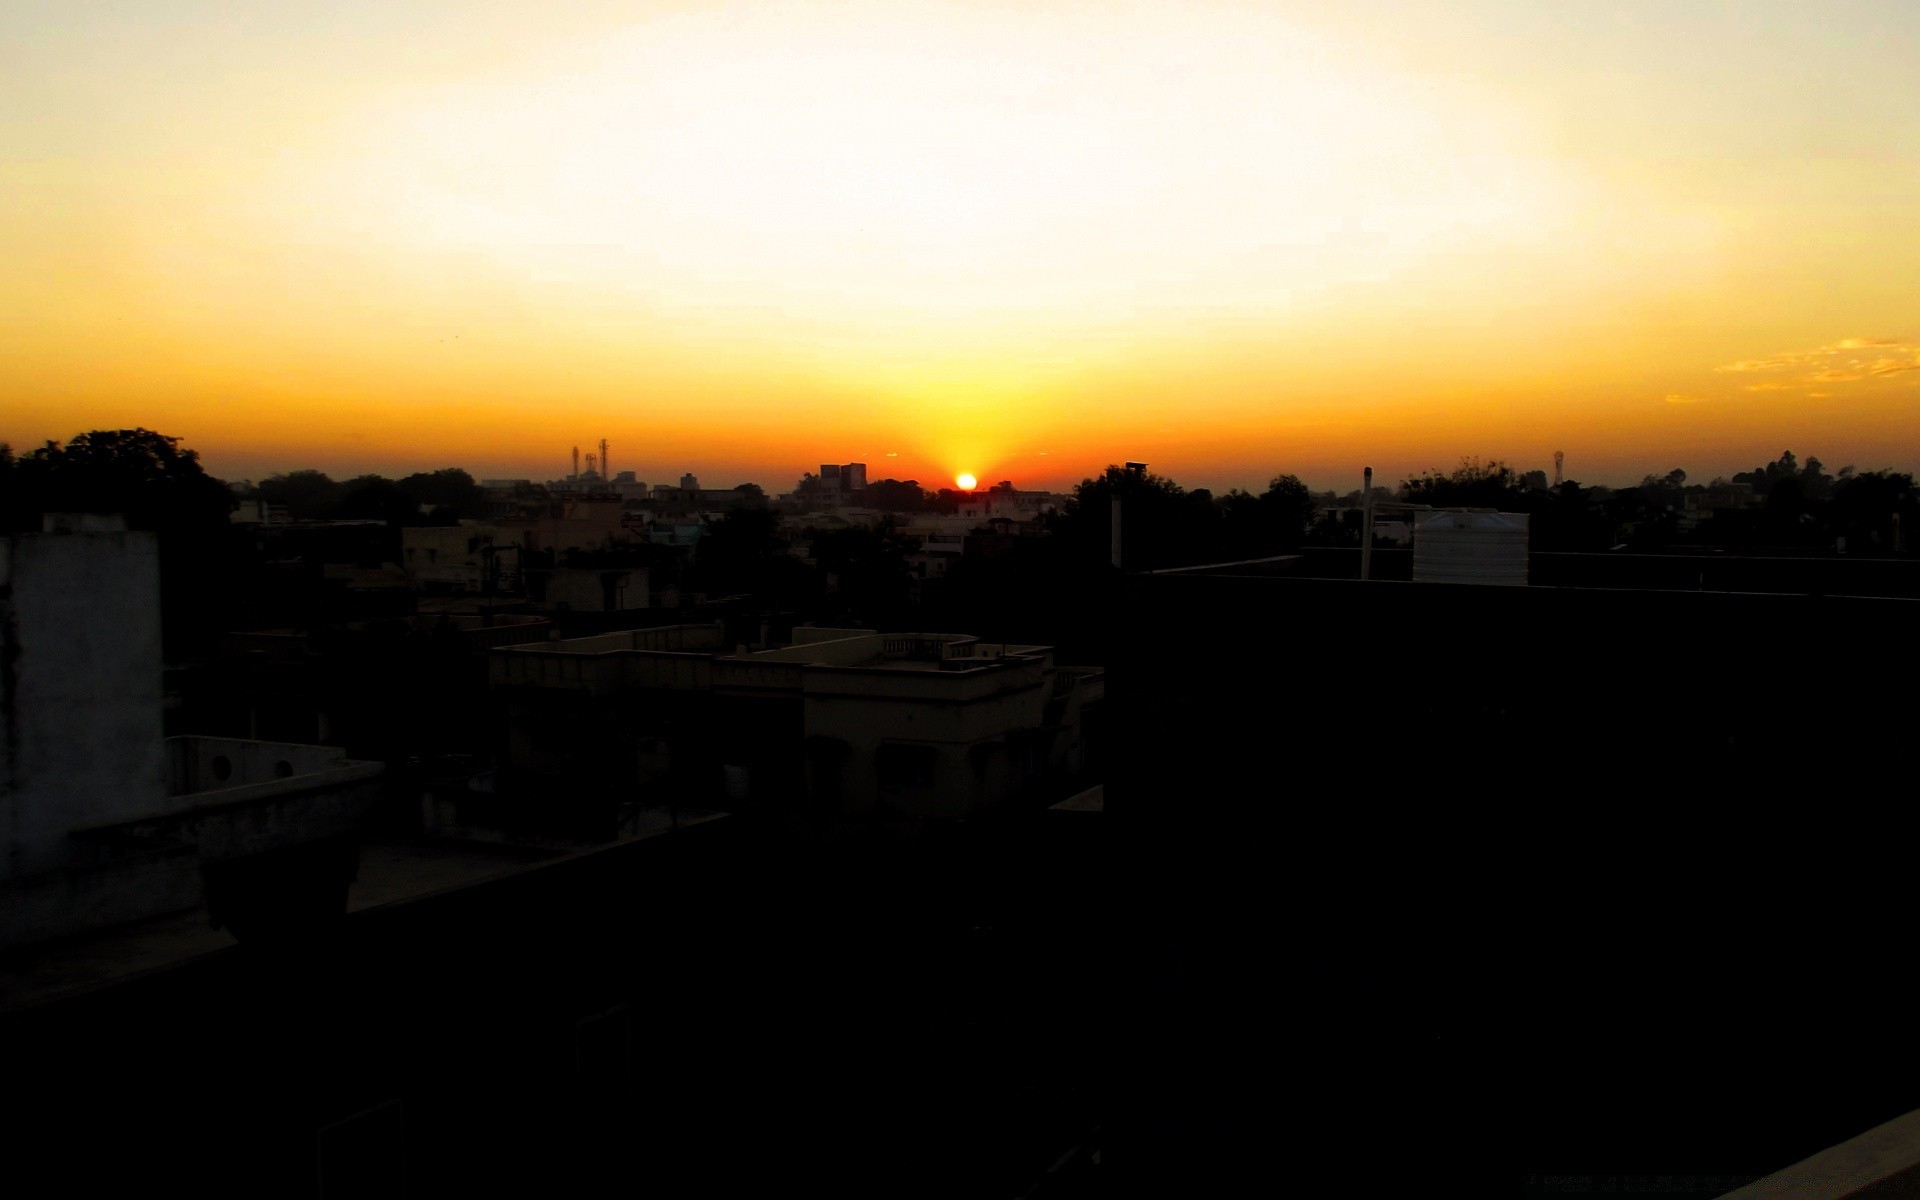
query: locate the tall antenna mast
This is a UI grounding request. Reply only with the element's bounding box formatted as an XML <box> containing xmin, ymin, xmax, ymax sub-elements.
<box><xmin>1553</xmin><ymin>450</ymin><xmax>1565</xmax><ymax>487</ymax></box>
<box><xmin>572</xmin><ymin>446</ymin><xmax>581</xmax><ymax>480</ymax></box>
<box><xmin>599</xmin><ymin>438</ymin><xmax>610</xmax><ymax>481</ymax></box>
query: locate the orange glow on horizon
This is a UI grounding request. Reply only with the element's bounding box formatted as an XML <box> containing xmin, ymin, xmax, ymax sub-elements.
<box><xmin>4</xmin><ymin>3</ymin><xmax>1919</xmax><ymax>492</ymax></box>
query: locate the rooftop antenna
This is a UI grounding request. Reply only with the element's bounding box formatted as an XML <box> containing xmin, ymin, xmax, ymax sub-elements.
<box><xmin>585</xmin><ymin>452</ymin><xmax>598</xmax><ymax>479</ymax></box>
<box><xmin>572</xmin><ymin>446</ymin><xmax>581</xmax><ymax>481</ymax></box>
<box><xmin>1553</xmin><ymin>451</ymin><xmax>1565</xmax><ymax>487</ymax></box>
<box><xmin>600</xmin><ymin>438</ymin><xmax>610</xmax><ymax>481</ymax></box>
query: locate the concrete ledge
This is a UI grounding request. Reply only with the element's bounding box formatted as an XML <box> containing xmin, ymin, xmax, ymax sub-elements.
<box><xmin>1050</xmin><ymin>785</ymin><xmax>1104</xmax><ymax>813</ymax></box>
<box><xmin>1720</xmin><ymin>1110</ymin><xmax>1920</xmax><ymax>1199</ymax></box>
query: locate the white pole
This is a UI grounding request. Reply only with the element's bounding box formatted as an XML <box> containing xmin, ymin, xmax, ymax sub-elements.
<box><xmin>1360</xmin><ymin>466</ymin><xmax>1375</xmax><ymax>581</ymax></box>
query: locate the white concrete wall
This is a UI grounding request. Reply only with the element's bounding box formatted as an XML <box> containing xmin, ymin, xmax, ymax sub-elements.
<box><xmin>748</xmin><ymin>633</ymin><xmax>887</xmax><ymax>665</ymax></box>
<box><xmin>167</xmin><ymin>737</ymin><xmax>356</xmax><ymax>797</ymax></box>
<box><xmin>0</xmin><ymin>531</ymin><xmax>167</xmax><ymax>880</ymax></box>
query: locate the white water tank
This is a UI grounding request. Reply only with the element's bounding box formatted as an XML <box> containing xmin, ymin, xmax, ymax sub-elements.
<box><xmin>1413</xmin><ymin>511</ymin><xmax>1529</xmax><ymax>585</ymax></box>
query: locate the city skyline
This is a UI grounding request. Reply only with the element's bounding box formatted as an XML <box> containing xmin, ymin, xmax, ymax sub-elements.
<box><xmin>7</xmin><ymin>2</ymin><xmax>1918</xmax><ymax>494</ymax></box>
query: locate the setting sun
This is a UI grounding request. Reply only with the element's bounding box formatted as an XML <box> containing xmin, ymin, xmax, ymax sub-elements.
<box><xmin>4</xmin><ymin>2</ymin><xmax>1919</xmax><ymax>491</ymax></box>
<box><xmin>956</xmin><ymin>474</ymin><xmax>978</xmax><ymax>492</ymax></box>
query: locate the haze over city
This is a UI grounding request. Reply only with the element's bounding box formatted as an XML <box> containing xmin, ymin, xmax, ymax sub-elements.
<box><xmin>7</xmin><ymin>1</ymin><xmax>1918</xmax><ymax>492</ymax></box>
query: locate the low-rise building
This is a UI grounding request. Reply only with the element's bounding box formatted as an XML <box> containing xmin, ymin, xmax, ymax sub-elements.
<box><xmin>528</xmin><ymin>566</ymin><xmax>649</xmax><ymax>613</ymax></box>
<box><xmin>489</xmin><ymin>625</ymin><xmax>1102</xmax><ymax>827</ymax></box>
<box><xmin>403</xmin><ymin>523</ymin><xmax>516</xmax><ymax>592</ymax></box>
<box><xmin>1</xmin><ymin>522</ymin><xmax>384</xmax><ymax>947</ymax></box>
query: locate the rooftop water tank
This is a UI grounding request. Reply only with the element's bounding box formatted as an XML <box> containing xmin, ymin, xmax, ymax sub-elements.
<box><xmin>1413</xmin><ymin>511</ymin><xmax>1529</xmax><ymax>586</ymax></box>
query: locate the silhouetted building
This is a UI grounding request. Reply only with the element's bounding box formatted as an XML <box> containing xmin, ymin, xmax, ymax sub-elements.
<box><xmin>817</xmin><ymin>462</ymin><xmax>868</xmax><ymax>500</ymax></box>
<box><xmin>490</xmin><ymin>625</ymin><xmax>1102</xmax><ymax>824</ymax></box>
<box><xmin>403</xmin><ymin>523</ymin><xmax>519</xmax><ymax>593</ymax></box>
<box><xmin>526</xmin><ymin>566</ymin><xmax>649</xmax><ymax>613</ymax></box>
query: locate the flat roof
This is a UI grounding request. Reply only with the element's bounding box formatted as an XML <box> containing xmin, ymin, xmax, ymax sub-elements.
<box><xmin>0</xmin><ymin>812</ymin><xmax>724</xmax><ymax>1017</ymax></box>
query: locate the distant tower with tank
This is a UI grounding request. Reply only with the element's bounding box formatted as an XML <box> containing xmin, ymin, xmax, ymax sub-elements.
<box><xmin>1553</xmin><ymin>450</ymin><xmax>1565</xmax><ymax>487</ymax></box>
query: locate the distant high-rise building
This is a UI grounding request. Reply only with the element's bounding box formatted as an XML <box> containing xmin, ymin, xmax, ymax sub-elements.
<box><xmin>817</xmin><ymin>463</ymin><xmax>865</xmax><ymax>498</ymax></box>
<box><xmin>680</xmin><ymin>472</ymin><xmax>699</xmax><ymax>491</ymax></box>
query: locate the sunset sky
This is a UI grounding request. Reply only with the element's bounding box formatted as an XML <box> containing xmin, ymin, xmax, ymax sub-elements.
<box><xmin>5</xmin><ymin>1</ymin><xmax>1918</xmax><ymax>493</ymax></box>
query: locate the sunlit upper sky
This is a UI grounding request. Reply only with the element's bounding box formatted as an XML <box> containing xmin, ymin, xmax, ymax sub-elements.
<box><xmin>5</xmin><ymin>1</ymin><xmax>1918</xmax><ymax>492</ymax></box>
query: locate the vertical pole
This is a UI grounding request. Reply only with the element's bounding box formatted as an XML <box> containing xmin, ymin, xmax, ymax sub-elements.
<box><xmin>1360</xmin><ymin>466</ymin><xmax>1375</xmax><ymax>581</ymax></box>
<box><xmin>1111</xmin><ymin>493</ymin><xmax>1123</xmax><ymax>569</ymax></box>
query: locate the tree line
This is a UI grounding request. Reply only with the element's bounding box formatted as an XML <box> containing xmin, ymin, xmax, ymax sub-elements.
<box><xmin>1039</xmin><ymin>453</ymin><xmax>1920</xmax><ymax>568</ymax></box>
<box><xmin>237</xmin><ymin>467</ymin><xmax>490</xmax><ymax>524</ymax></box>
<box><xmin>7</xmin><ymin>429</ymin><xmax>1915</xmax><ymax>572</ymax></box>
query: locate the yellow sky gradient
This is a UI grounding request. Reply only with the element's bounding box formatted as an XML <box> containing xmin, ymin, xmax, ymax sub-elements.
<box><xmin>6</xmin><ymin>1</ymin><xmax>1918</xmax><ymax>493</ymax></box>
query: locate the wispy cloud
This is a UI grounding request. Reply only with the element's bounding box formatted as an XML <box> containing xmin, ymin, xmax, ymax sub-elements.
<box><xmin>1663</xmin><ymin>393</ymin><xmax>1707</xmax><ymax>404</ymax></box>
<box><xmin>1713</xmin><ymin>337</ymin><xmax>1917</xmax><ymax>391</ymax></box>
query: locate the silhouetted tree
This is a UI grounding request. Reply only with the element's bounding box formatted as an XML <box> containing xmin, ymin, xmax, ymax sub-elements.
<box><xmin>1260</xmin><ymin>474</ymin><xmax>1317</xmax><ymax>547</ymax></box>
<box><xmin>1400</xmin><ymin>458</ymin><xmax>1521</xmax><ymax>508</ymax></box>
<box><xmin>1762</xmin><ymin>475</ymin><xmax>1817</xmax><ymax>544</ymax></box>
<box><xmin>808</xmin><ymin>519</ymin><xmax>921</xmax><ymax>626</ymax></box>
<box><xmin>1213</xmin><ymin>473</ymin><xmax>1316</xmax><ymax>556</ymax></box>
<box><xmin>0</xmin><ymin>443</ymin><xmax>17</xmax><ymax>532</ymax></box>
<box><xmin>1732</xmin><ymin>451</ymin><xmax>1826</xmax><ymax>503</ymax></box>
<box><xmin>397</xmin><ymin>468</ymin><xmax>485</xmax><ymax>521</ymax></box>
<box><xmin>0</xmin><ymin>429</ymin><xmax>243</xmax><ymax>655</ymax></box>
<box><xmin>694</xmin><ymin>508</ymin><xmax>787</xmax><ymax>594</ymax></box>
<box><xmin>1609</xmin><ymin>473</ymin><xmax>1689</xmax><ymax>551</ymax></box>
<box><xmin>1</xmin><ymin>428</ymin><xmax>236</xmax><ymax>534</ymax></box>
<box><xmin>1307</xmin><ymin>507</ymin><xmax>1364</xmax><ymax>548</ymax></box>
<box><xmin>1826</xmin><ymin>470</ymin><xmax>1918</xmax><ymax>553</ymax></box>
<box><xmin>1050</xmin><ymin>464</ymin><xmax>1202</xmax><ymax>569</ymax></box>
<box><xmin>1799</xmin><ymin>457</ymin><xmax>1834</xmax><ymax>502</ymax></box>
<box><xmin>865</xmin><ymin>478</ymin><xmax>931</xmax><ymax>512</ymax></box>
<box><xmin>1519</xmin><ymin>480</ymin><xmax>1615</xmax><ymax>552</ymax></box>
<box><xmin>337</xmin><ymin>474</ymin><xmax>412</xmax><ymax>523</ymax></box>
<box><xmin>258</xmin><ymin>469</ymin><xmax>342</xmax><ymax>520</ymax></box>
